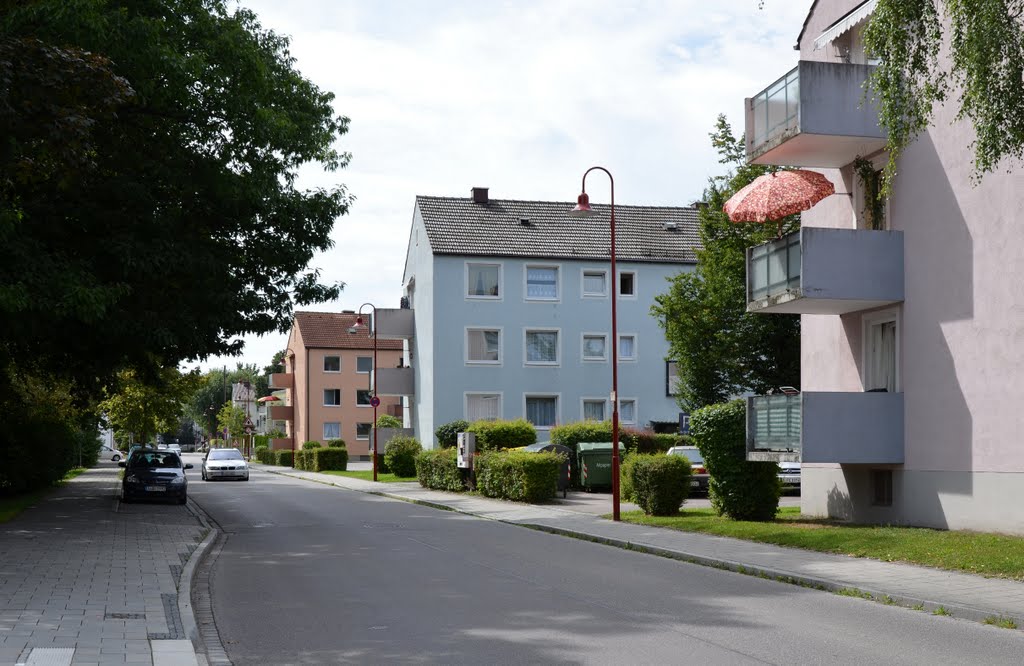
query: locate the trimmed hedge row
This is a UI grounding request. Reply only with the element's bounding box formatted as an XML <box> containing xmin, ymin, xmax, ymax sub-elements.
<box><xmin>629</xmin><ymin>454</ymin><xmax>691</xmax><ymax>516</ymax></box>
<box><xmin>475</xmin><ymin>450</ymin><xmax>562</xmax><ymax>503</ymax></box>
<box><xmin>551</xmin><ymin>421</ymin><xmax>686</xmax><ymax>454</ymax></box>
<box><xmin>383</xmin><ymin>436</ymin><xmax>421</xmax><ymax>477</ymax></box>
<box><xmin>466</xmin><ymin>418</ymin><xmax>536</xmax><ymax>450</ymax></box>
<box><xmin>294</xmin><ymin>446</ymin><xmax>348</xmax><ymax>471</ymax></box>
<box><xmin>273</xmin><ymin>449</ymin><xmax>293</xmax><ymax>467</ymax></box>
<box><xmin>434</xmin><ymin>419</ymin><xmax>469</xmax><ymax>449</ymax></box>
<box><xmin>415</xmin><ymin>449</ymin><xmax>465</xmax><ymax>491</ymax></box>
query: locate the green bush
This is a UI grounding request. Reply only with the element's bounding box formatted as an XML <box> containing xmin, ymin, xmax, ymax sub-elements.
<box><xmin>415</xmin><ymin>448</ymin><xmax>466</xmax><ymax>491</ymax></box>
<box><xmin>653</xmin><ymin>433</ymin><xmax>686</xmax><ymax>452</ymax></box>
<box><xmin>383</xmin><ymin>435</ymin><xmax>422</xmax><ymax>478</ymax></box>
<box><xmin>326</xmin><ymin>438</ymin><xmax>346</xmax><ymax>448</ymax></box>
<box><xmin>434</xmin><ymin>419</ymin><xmax>469</xmax><ymax>449</ymax></box>
<box><xmin>630</xmin><ymin>454</ymin><xmax>691</xmax><ymax>516</ymax></box>
<box><xmin>294</xmin><ymin>449</ymin><xmax>307</xmax><ymax>470</ymax></box>
<box><xmin>376</xmin><ymin>414</ymin><xmax>402</xmax><ymax>428</ymax></box>
<box><xmin>254</xmin><ymin>445</ymin><xmax>269</xmax><ymax>464</ymax></box>
<box><xmin>475</xmin><ymin>450</ymin><xmax>561</xmax><ymax>503</ymax></box>
<box><xmin>467</xmin><ymin>418</ymin><xmax>536</xmax><ymax>451</ymax></box>
<box><xmin>302</xmin><ymin>441</ymin><xmax>321</xmax><ymax>450</ymax></box>
<box><xmin>620</xmin><ymin>451</ymin><xmax>639</xmax><ymax>501</ymax></box>
<box><xmin>690</xmin><ymin>400</ymin><xmax>780</xmax><ymax>521</ymax></box>
<box><xmin>310</xmin><ymin>447</ymin><xmax>348</xmax><ymax>471</ymax></box>
<box><xmin>254</xmin><ymin>434</ymin><xmax>270</xmax><ymax>449</ymax></box>
<box><xmin>550</xmin><ymin>421</ymin><xmax>612</xmax><ymax>453</ymax></box>
<box><xmin>273</xmin><ymin>449</ymin><xmax>294</xmax><ymax>467</ymax></box>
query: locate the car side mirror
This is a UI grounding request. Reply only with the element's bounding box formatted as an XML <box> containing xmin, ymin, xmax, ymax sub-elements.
<box><xmin>184</xmin><ymin>464</ymin><xmax>194</xmax><ymax>469</ymax></box>
<box><xmin>118</xmin><ymin>461</ymin><xmax>126</xmax><ymax>468</ymax></box>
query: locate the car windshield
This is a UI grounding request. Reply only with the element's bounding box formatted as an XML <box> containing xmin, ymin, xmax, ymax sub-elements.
<box><xmin>671</xmin><ymin>448</ymin><xmax>703</xmax><ymax>464</ymax></box>
<box><xmin>128</xmin><ymin>452</ymin><xmax>182</xmax><ymax>468</ymax></box>
<box><xmin>209</xmin><ymin>450</ymin><xmax>244</xmax><ymax>461</ymax></box>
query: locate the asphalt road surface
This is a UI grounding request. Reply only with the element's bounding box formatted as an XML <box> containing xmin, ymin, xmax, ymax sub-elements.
<box><xmin>185</xmin><ymin>456</ymin><xmax>1024</xmax><ymax>665</ymax></box>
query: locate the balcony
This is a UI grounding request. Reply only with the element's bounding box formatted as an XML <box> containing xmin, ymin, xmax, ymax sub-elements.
<box><xmin>746</xmin><ymin>392</ymin><xmax>904</xmax><ymax>464</ymax></box>
<box><xmin>376</xmin><ymin>367</ymin><xmax>414</xmax><ymax>396</ymax></box>
<box><xmin>375</xmin><ymin>308</ymin><xmax>414</xmax><ymax>339</ymax></box>
<box><xmin>745</xmin><ymin>60</ymin><xmax>885</xmax><ymax>167</ymax></box>
<box><xmin>268</xmin><ymin>405</ymin><xmax>293</xmax><ymax>421</ymax></box>
<box><xmin>270</xmin><ymin>437</ymin><xmax>293</xmax><ymax>451</ymax></box>
<box><xmin>269</xmin><ymin>372</ymin><xmax>293</xmax><ymax>389</ymax></box>
<box><xmin>747</xmin><ymin>227</ymin><xmax>903</xmax><ymax>314</ymax></box>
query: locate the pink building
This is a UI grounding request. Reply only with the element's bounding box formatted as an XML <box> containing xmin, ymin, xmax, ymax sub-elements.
<box><xmin>270</xmin><ymin>311</ymin><xmax>403</xmax><ymax>459</ymax></box>
<box><xmin>742</xmin><ymin>0</ymin><xmax>1024</xmax><ymax>533</ymax></box>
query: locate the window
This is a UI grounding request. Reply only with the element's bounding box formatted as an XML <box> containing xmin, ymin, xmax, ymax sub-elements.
<box><xmin>618</xmin><ymin>271</ymin><xmax>636</xmax><ymax>297</ymax></box>
<box><xmin>666</xmin><ymin>361</ymin><xmax>681</xmax><ymax>396</ymax></box>
<box><xmin>619</xmin><ymin>334</ymin><xmax>636</xmax><ymax>361</ymax></box>
<box><xmin>466</xmin><ymin>393</ymin><xmax>502</xmax><ymax>421</ymax></box>
<box><xmin>323</xmin><ymin>389</ymin><xmax>340</xmax><ymax>406</ymax></box>
<box><xmin>583</xmin><ymin>399</ymin><xmax>606</xmax><ymax>421</ymax></box>
<box><xmin>855</xmin><ymin>157</ymin><xmax>889</xmax><ymax>231</ymax></box>
<box><xmin>323</xmin><ymin>422</ymin><xmax>340</xmax><ymax>440</ymax></box>
<box><xmin>582</xmin><ymin>270</ymin><xmax>607</xmax><ymax>297</ymax></box>
<box><xmin>525</xmin><ymin>395</ymin><xmax>558</xmax><ymax>428</ymax></box>
<box><xmin>525</xmin><ymin>329</ymin><xmax>559</xmax><ymax>365</ymax></box>
<box><xmin>467</xmin><ymin>263</ymin><xmax>500</xmax><ymax>298</ymax></box>
<box><xmin>323</xmin><ymin>356</ymin><xmax>340</xmax><ymax>372</ymax></box>
<box><xmin>467</xmin><ymin>328</ymin><xmax>501</xmax><ymax>364</ymax></box>
<box><xmin>582</xmin><ymin>334</ymin><xmax>607</xmax><ymax>361</ymax></box>
<box><xmin>525</xmin><ymin>265</ymin><xmax>559</xmax><ymax>300</ymax></box>
<box><xmin>356</xmin><ymin>423</ymin><xmax>372</xmax><ymax>440</ymax></box>
<box><xmin>619</xmin><ymin>399</ymin><xmax>637</xmax><ymax>424</ymax></box>
<box><xmin>356</xmin><ymin>389</ymin><xmax>373</xmax><ymax>406</ymax></box>
<box><xmin>864</xmin><ymin>311</ymin><xmax>899</xmax><ymax>392</ymax></box>
<box><xmin>872</xmin><ymin>469</ymin><xmax>893</xmax><ymax>506</ymax></box>
<box><xmin>356</xmin><ymin>357</ymin><xmax>373</xmax><ymax>373</ymax></box>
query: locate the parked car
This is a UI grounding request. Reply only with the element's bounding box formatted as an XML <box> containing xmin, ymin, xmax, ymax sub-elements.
<box><xmin>167</xmin><ymin>443</ymin><xmax>182</xmax><ymax>455</ymax></box>
<box><xmin>99</xmin><ymin>444</ymin><xmax>123</xmax><ymax>462</ymax></box>
<box><xmin>119</xmin><ymin>450</ymin><xmax>192</xmax><ymax>504</ymax></box>
<box><xmin>779</xmin><ymin>461</ymin><xmax>801</xmax><ymax>491</ymax></box>
<box><xmin>666</xmin><ymin>445</ymin><xmax>709</xmax><ymax>493</ymax></box>
<box><xmin>202</xmin><ymin>448</ymin><xmax>250</xmax><ymax>481</ymax></box>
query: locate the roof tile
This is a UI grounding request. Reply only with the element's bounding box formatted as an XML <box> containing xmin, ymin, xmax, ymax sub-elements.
<box><xmin>294</xmin><ymin>311</ymin><xmax>403</xmax><ymax>350</ymax></box>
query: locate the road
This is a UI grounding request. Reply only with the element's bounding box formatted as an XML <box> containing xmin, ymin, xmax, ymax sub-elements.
<box><xmin>184</xmin><ymin>455</ymin><xmax>1024</xmax><ymax>665</ymax></box>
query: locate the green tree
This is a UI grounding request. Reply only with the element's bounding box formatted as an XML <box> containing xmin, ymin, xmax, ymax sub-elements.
<box><xmin>0</xmin><ymin>0</ymin><xmax>350</xmax><ymax>398</ymax></box>
<box><xmin>100</xmin><ymin>367</ymin><xmax>202</xmax><ymax>444</ymax></box>
<box><xmin>651</xmin><ymin>115</ymin><xmax>800</xmax><ymax>411</ymax></box>
<box><xmin>864</xmin><ymin>0</ymin><xmax>1024</xmax><ymax>189</ymax></box>
<box><xmin>217</xmin><ymin>402</ymin><xmax>248</xmax><ymax>444</ymax></box>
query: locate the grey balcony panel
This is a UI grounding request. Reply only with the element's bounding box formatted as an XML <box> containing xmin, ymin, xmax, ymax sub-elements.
<box><xmin>746</xmin><ymin>394</ymin><xmax>802</xmax><ymax>459</ymax></box>
<box><xmin>746</xmin><ymin>61</ymin><xmax>886</xmax><ymax>167</ymax></box>
<box><xmin>377</xmin><ymin>367</ymin><xmax>414</xmax><ymax>396</ymax></box>
<box><xmin>376</xmin><ymin>308</ymin><xmax>414</xmax><ymax>339</ymax></box>
<box><xmin>747</xmin><ymin>227</ymin><xmax>903</xmax><ymax>314</ymax></box>
<box><xmin>802</xmin><ymin>391</ymin><xmax>904</xmax><ymax>464</ymax></box>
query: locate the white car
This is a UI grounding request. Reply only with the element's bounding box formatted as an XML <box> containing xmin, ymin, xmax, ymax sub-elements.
<box><xmin>168</xmin><ymin>444</ymin><xmax>182</xmax><ymax>455</ymax></box>
<box><xmin>779</xmin><ymin>461</ymin><xmax>801</xmax><ymax>489</ymax></box>
<box><xmin>201</xmin><ymin>448</ymin><xmax>250</xmax><ymax>481</ymax></box>
<box><xmin>99</xmin><ymin>444</ymin><xmax>124</xmax><ymax>462</ymax></box>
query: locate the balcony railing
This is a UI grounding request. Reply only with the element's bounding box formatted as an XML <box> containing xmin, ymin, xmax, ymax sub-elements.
<box><xmin>269</xmin><ymin>372</ymin><xmax>293</xmax><ymax>390</ymax></box>
<box><xmin>749</xmin><ymin>66</ymin><xmax>800</xmax><ymax>155</ymax></box>
<box><xmin>376</xmin><ymin>367</ymin><xmax>414</xmax><ymax>396</ymax></box>
<box><xmin>748</xmin><ymin>232</ymin><xmax>801</xmax><ymax>304</ymax></box>
<box><xmin>375</xmin><ymin>308</ymin><xmax>415</xmax><ymax>339</ymax></box>
<box><xmin>746</xmin><ymin>394</ymin><xmax>802</xmax><ymax>456</ymax></box>
<box><xmin>268</xmin><ymin>405</ymin><xmax>293</xmax><ymax>421</ymax></box>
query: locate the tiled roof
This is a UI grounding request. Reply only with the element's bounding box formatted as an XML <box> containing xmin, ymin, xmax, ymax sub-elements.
<box><xmin>293</xmin><ymin>311</ymin><xmax>403</xmax><ymax>350</ymax></box>
<box><xmin>416</xmin><ymin>196</ymin><xmax>700</xmax><ymax>263</ymax></box>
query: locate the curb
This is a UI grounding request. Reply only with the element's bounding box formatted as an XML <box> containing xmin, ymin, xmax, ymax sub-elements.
<box><xmin>180</xmin><ymin>498</ymin><xmax>222</xmax><ymax>657</ymax></box>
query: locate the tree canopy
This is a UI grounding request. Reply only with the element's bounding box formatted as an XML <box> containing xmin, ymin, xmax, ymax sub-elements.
<box><xmin>100</xmin><ymin>367</ymin><xmax>202</xmax><ymax>444</ymax></box>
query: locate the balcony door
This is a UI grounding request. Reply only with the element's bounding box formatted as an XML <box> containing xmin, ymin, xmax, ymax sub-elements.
<box><xmin>864</xmin><ymin>312</ymin><xmax>898</xmax><ymax>392</ymax></box>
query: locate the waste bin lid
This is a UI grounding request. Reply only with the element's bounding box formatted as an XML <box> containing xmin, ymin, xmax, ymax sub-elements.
<box><xmin>577</xmin><ymin>441</ymin><xmax>626</xmax><ymax>452</ymax></box>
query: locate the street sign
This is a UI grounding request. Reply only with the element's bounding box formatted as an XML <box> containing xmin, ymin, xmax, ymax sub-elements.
<box><xmin>244</xmin><ymin>424</ymin><xmax>254</xmax><ymax>435</ymax></box>
<box><xmin>369</xmin><ymin>396</ymin><xmax>381</xmax><ymax>408</ymax></box>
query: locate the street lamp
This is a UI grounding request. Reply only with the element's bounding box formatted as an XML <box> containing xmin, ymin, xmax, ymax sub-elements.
<box><xmin>571</xmin><ymin>166</ymin><xmax>621</xmax><ymax>521</ymax></box>
<box><xmin>349</xmin><ymin>303</ymin><xmax>379</xmax><ymax>482</ymax></box>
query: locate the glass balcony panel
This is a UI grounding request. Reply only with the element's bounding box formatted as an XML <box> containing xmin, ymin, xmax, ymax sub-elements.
<box><xmin>749</xmin><ymin>394</ymin><xmax>801</xmax><ymax>452</ymax></box>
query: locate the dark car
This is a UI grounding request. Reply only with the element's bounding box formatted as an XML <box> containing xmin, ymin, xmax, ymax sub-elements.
<box><xmin>119</xmin><ymin>450</ymin><xmax>192</xmax><ymax>504</ymax></box>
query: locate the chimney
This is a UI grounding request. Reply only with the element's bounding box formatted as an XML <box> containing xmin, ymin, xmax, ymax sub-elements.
<box><xmin>471</xmin><ymin>187</ymin><xmax>489</xmax><ymax>205</ymax></box>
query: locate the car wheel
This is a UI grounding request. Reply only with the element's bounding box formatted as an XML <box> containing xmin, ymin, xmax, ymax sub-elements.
<box><xmin>112</xmin><ymin>454</ymin><xmax>121</xmax><ymax>462</ymax></box>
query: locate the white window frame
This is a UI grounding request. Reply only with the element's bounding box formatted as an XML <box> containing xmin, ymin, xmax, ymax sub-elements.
<box><xmin>618</xmin><ymin>333</ymin><xmax>637</xmax><ymax>362</ymax></box>
<box><xmin>464</xmin><ymin>391</ymin><xmax>503</xmax><ymax>422</ymax></box>
<box><xmin>524</xmin><ymin>393</ymin><xmax>561</xmax><ymax>430</ymax></box>
<box><xmin>323</xmin><ymin>422</ymin><xmax>341</xmax><ymax>440</ymax></box>
<box><xmin>465</xmin><ymin>326</ymin><xmax>503</xmax><ymax>366</ymax></box>
<box><xmin>862</xmin><ymin>308</ymin><xmax>900</xmax><ymax>392</ymax></box>
<box><xmin>581</xmin><ymin>268</ymin><xmax>609</xmax><ymax>298</ymax></box>
<box><xmin>356</xmin><ymin>389</ymin><xmax>373</xmax><ymax>408</ymax></box>
<box><xmin>356</xmin><ymin>423</ymin><xmax>371</xmax><ymax>440</ymax></box>
<box><xmin>356</xmin><ymin>356</ymin><xmax>373</xmax><ymax>374</ymax></box>
<box><xmin>523</xmin><ymin>263</ymin><xmax>561</xmax><ymax>302</ymax></box>
<box><xmin>524</xmin><ymin>327</ymin><xmax>560</xmax><ymax>366</ymax></box>
<box><xmin>581</xmin><ymin>397</ymin><xmax>607</xmax><ymax>422</ymax></box>
<box><xmin>465</xmin><ymin>261</ymin><xmax>503</xmax><ymax>301</ymax></box>
<box><xmin>323</xmin><ymin>389</ymin><xmax>341</xmax><ymax>407</ymax></box>
<box><xmin>617</xmin><ymin>270</ymin><xmax>638</xmax><ymax>299</ymax></box>
<box><xmin>618</xmin><ymin>398</ymin><xmax>638</xmax><ymax>425</ymax></box>
<box><xmin>323</xmin><ymin>356</ymin><xmax>341</xmax><ymax>373</ymax></box>
<box><xmin>666</xmin><ymin>360</ymin><xmax>681</xmax><ymax>397</ymax></box>
<box><xmin>581</xmin><ymin>332</ymin><xmax>608</xmax><ymax>363</ymax></box>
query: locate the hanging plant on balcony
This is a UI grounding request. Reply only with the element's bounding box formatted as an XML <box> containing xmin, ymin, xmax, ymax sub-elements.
<box><xmin>854</xmin><ymin>156</ymin><xmax>886</xmax><ymax>231</ymax></box>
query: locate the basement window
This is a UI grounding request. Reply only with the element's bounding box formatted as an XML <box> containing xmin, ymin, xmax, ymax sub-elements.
<box><xmin>872</xmin><ymin>469</ymin><xmax>893</xmax><ymax>507</ymax></box>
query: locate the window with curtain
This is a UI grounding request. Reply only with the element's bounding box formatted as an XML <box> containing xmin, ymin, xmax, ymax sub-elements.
<box><xmin>583</xmin><ymin>335</ymin><xmax>606</xmax><ymax>361</ymax></box>
<box><xmin>323</xmin><ymin>422</ymin><xmax>340</xmax><ymax>439</ymax></box>
<box><xmin>620</xmin><ymin>399</ymin><xmax>636</xmax><ymax>424</ymax></box>
<box><xmin>526</xmin><ymin>330</ymin><xmax>558</xmax><ymax>364</ymax></box>
<box><xmin>583</xmin><ymin>270</ymin><xmax>607</xmax><ymax>296</ymax></box>
<box><xmin>868</xmin><ymin>320</ymin><xmax>897</xmax><ymax>392</ymax></box>
<box><xmin>466</xmin><ymin>393</ymin><xmax>501</xmax><ymax>421</ymax></box>
<box><xmin>467</xmin><ymin>329</ymin><xmax>500</xmax><ymax>363</ymax></box>
<box><xmin>526</xmin><ymin>396</ymin><xmax>558</xmax><ymax>427</ymax></box>
<box><xmin>583</xmin><ymin>400</ymin><xmax>605</xmax><ymax>421</ymax></box>
<box><xmin>619</xmin><ymin>335</ymin><xmax>636</xmax><ymax>360</ymax></box>
<box><xmin>526</xmin><ymin>266</ymin><xmax>558</xmax><ymax>299</ymax></box>
<box><xmin>467</xmin><ymin>263</ymin><xmax>500</xmax><ymax>297</ymax></box>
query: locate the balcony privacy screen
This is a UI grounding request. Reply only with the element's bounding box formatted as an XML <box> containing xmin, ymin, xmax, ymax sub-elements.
<box><xmin>751</xmin><ymin>66</ymin><xmax>799</xmax><ymax>148</ymax></box>
<box><xmin>751</xmin><ymin>394</ymin><xmax>801</xmax><ymax>451</ymax></box>
<box><xmin>749</xmin><ymin>232</ymin><xmax>801</xmax><ymax>301</ymax></box>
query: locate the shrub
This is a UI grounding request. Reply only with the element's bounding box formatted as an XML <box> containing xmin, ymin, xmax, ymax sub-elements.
<box><xmin>630</xmin><ymin>454</ymin><xmax>691</xmax><ymax>516</ymax></box>
<box><xmin>415</xmin><ymin>448</ymin><xmax>466</xmax><ymax>491</ymax></box>
<box><xmin>273</xmin><ymin>449</ymin><xmax>294</xmax><ymax>467</ymax></box>
<box><xmin>376</xmin><ymin>414</ymin><xmax>402</xmax><ymax>428</ymax></box>
<box><xmin>254</xmin><ymin>434</ymin><xmax>270</xmax><ymax>449</ymax></box>
<box><xmin>434</xmin><ymin>419</ymin><xmax>470</xmax><ymax>449</ymax></box>
<box><xmin>550</xmin><ymin>421</ymin><xmax>612</xmax><ymax>453</ymax></box>
<box><xmin>653</xmin><ymin>433</ymin><xmax>686</xmax><ymax>452</ymax></box>
<box><xmin>326</xmin><ymin>438</ymin><xmax>346</xmax><ymax>448</ymax></box>
<box><xmin>254</xmin><ymin>445</ymin><xmax>269</xmax><ymax>464</ymax></box>
<box><xmin>294</xmin><ymin>449</ymin><xmax>307</xmax><ymax>470</ymax></box>
<box><xmin>620</xmin><ymin>451</ymin><xmax>639</xmax><ymax>502</ymax></box>
<box><xmin>310</xmin><ymin>447</ymin><xmax>348</xmax><ymax>472</ymax></box>
<box><xmin>475</xmin><ymin>450</ymin><xmax>561</xmax><ymax>503</ymax></box>
<box><xmin>467</xmin><ymin>418</ymin><xmax>536</xmax><ymax>451</ymax></box>
<box><xmin>690</xmin><ymin>400</ymin><xmax>781</xmax><ymax>521</ymax></box>
<box><xmin>302</xmin><ymin>441</ymin><xmax>322</xmax><ymax>450</ymax></box>
<box><xmin>384</xmin><ymin>435</ymin><xmax>422</xmax><ymax>478</ymax></box>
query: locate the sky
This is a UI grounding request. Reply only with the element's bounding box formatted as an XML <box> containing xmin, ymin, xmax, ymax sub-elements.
<box><xmin>196</xmin><ymin>0</ymin><xmax>813</xmax><ymax>373</ymax></box>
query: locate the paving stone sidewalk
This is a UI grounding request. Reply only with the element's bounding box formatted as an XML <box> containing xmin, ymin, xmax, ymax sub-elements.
<box><xmin>257</xmin><ymin>463</ymin><xmax>1024</xmax><ymax>629</ymax></box>
<box><xmin>0</xmin><ymin>466</ymin><xmax>206</xmax><ymax>666</ymax></box>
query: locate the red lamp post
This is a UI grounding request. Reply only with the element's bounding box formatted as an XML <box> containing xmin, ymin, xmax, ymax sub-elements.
<box><xmin>571</xmin><ymin>166</ymin><xmax>621</xmax><ymax>521</ymax></box>
<box><xmin>349</xmin><ymin>304</ymin><xmax>379</xmax><ymax>482</ymax></box>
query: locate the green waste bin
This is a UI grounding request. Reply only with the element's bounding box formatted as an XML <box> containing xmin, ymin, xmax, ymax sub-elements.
<box><xmin>577</xmin><ymin>441</ymin><xmax>626</xmax><ymax>491</ymax></box>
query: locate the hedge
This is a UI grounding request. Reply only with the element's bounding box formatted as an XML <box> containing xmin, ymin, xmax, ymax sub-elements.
<box><xmin>434</xmin><ymin>419</ymin><xmax>470</xmax><ymax>449</ymax></box>
<box><xmin>550</xmin><ymin>421</ymin><xmax>612</xmax><ymax>453</ymax></box>
<box><xmin>326</xmin><ymin>438</ymin><xmax>346</xmax><ymax>448</ymax></box>
<box><xmin>629</xmin><ymin>454</ymin><xmax>691</xmax><ymax>516</ymax></box>
<box><xmin>690</xmin><ymin>400</ymin><xmax>780</xmax><ymax>521</ymax></box>
<box><xmin>301</xmin><ymin>441</ymin><xmax>321</xmax><ymax>450</ymax></box>
<box><xmin>254</xmin><ymin>434</ymin><xmax>270</xmax><ymax>449</ymax></box>
<box><xmin>254</xmin><ymin>445</ymin><xmax>270</xmax><ymax>464</ymax></box>
<box><xmin>467</xmin><ymin>418</ymin><xmax>536</xmax><ymax>450</ymax></box>
<box><xmin>383</xmin><ymin>435</ymin><xmax>421</xmax><ymax>477</ymax></box>
<box><xmin>309</xmin><ymin>447</ymin><xmax>348</xmax><ymax>472</ymax></box>
<box><xmin>415</xmin><ymin>448</ymin><xmax>466</xmax><ymax>492</ymax></box>
<box><xmin>475</xmin><ymin>450</ymin><xmax>561</xmax><ymax>503</ymax></box>
<box><xmin>619</xmin><ymin>451</ymin><xmax>639</xmax><ymax>501</ymax></box>
<box><xmin>273</xmin><ymin>449</ymin><xmax>294</xmax><ymax>467</ymax></box>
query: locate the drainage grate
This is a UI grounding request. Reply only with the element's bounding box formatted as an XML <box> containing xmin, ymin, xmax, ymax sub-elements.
<box><xmin>105</xmin><ymin>612</ymin><xmax>146</xmax><ymax>620</ymax></box>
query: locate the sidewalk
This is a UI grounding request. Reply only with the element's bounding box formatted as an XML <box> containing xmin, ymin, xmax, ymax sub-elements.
<box><xmin>258</xmin><ymin>463</ymin><xmax>1024</xmax><ymax>629</ymax></box>
<box><xmin>0</xmin><ymin>465</ymin><xmax>209</xmax><ymax>666</ymax></box>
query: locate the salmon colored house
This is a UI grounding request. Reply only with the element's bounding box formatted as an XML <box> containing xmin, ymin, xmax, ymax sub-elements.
<box><xmin>269</xmin><ymin>311</ymin><xmax>403</xmax><ymax>459</ymax></box>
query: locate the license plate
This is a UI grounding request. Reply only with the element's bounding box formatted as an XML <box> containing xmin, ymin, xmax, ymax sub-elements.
<box><xmin>690</xmin><ymin>480</ymin><xmax>700</xmax><ymax>487</ymax></box>
<box><xmin>144</xmin><ymin>485</ymin><xmax>166</xmax><ymax>492</ymax></box>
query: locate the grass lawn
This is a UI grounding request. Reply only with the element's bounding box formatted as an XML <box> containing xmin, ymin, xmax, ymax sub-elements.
<box><xmin>323</xmin><ymin>470</ymin><xmax>418</xmax><ymax>483</ymax></box>
<box><xmin>0</xmin><ymin>468</ymin><xmax>87</xmax><ymax>523</ymax></box>
<box><xmin>620</xmin><ymin>507</ymin><xmax>1024</xmax><ymax>580</ymax></box>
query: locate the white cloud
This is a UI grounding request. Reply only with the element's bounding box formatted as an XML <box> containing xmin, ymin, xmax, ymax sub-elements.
<box><xmin>198</xmin><ymin>0</ymin><xmax>812</xmax><ymax>371</ymax></box>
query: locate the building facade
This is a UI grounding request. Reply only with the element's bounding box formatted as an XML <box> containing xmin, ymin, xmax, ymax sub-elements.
<box><xmin>400</xmin><ymin>187</ymin><xmax>699</xmax><ymax>447</ymax></box>
<box><xmin>743</xmin><ymin>0</ymin><xmax>1024</xmax><ymax>533</ymax></box>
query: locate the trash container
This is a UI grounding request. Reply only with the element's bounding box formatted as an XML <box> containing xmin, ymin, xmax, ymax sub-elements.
<box><xmin>576</xmin><ymin>441</ymin><xmax>626</xmax><ymax>491</ymax></box>
<box><xmin>523</xmin><ymin>441</ymin><xmax>573</xmax><ymax>497</ymax></box>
